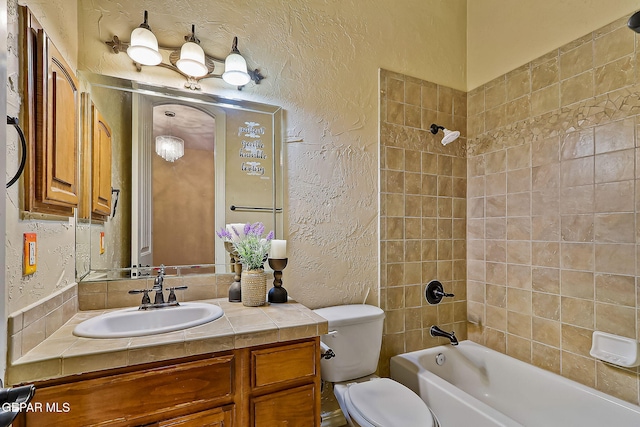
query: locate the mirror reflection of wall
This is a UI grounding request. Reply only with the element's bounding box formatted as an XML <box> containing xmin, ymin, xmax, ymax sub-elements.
<box><xmin>152</xmin><ymin>105</ymin><xmax>216</xmax><ymax>267</ymax></box>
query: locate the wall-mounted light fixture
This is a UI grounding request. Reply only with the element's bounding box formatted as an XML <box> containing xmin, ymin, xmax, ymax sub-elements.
<box><xmin>106</xmin><ymin>11</ymin><xmax>264</xmax><ymax>90</ymax></box>
<box><xmin>430</xmin><ymin>123</ymin><xmax>460</xmax><ymax>146</ymax></box>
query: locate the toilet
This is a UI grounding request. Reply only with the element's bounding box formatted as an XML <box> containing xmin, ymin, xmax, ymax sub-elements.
<box><xmin>313</xmin><ymin>304</ymin><xmax>439</xmax><ymax>427</ymax></box>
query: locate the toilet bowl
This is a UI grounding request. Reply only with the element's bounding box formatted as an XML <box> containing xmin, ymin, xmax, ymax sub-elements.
<box><xmin>313</xmin><ymin>305</ymin><xmax>438</xmax><ymax>427</ymax></box>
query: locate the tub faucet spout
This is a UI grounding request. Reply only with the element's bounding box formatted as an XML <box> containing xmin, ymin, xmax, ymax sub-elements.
<box><xmin>430</xmin><ymin>325</ymin><xmax>458</xmax><ymax>345</ymax></box>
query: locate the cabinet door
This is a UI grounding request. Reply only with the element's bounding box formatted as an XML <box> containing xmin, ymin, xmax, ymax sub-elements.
<box><xmin>39</xmin><ymin>33</ymin><xmax>79</xmax><ymax>208</ymax></box>
<box><xmin>156</xmin><ymin>405</ymin><xmax>234</xmax><ymax>427</ymax></box>
<box><xmin>251</xmin><ymin>384</ymin><xmax>318</xmax><ymax>427</ymax></box>
<box><xmin>91</xmin><ymin>105</ymin><xmax>112</xmax><ymax>217</ymax></box>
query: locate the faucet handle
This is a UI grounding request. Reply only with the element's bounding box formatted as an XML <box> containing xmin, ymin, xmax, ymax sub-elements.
<box><xmin>165</xmin><ymin>286</ymin><xmax>188</xmax><ymax>304</ymax></box>
<box><xmin>425</xmin><ymin>280</ymin><xmax>454</xmax><ymax>305</ymax></box>
<box><xmin>166</xmin><ymin>286</ymin><xmax>188</xmax><ymax>291</ymax></box>
<box><xmin>128</xmin><ymin>289</ymin><xmax>151</xmax><ymax>305</ymax></box>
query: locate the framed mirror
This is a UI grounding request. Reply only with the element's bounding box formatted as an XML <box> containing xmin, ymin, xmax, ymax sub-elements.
<box><xmin>75</xmin><ymin>72</ymin><xmax>284</xmax><ymax>281</ymax></box>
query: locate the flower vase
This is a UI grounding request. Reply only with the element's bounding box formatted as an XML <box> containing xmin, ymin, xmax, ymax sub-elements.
<box><xmin>241</xmin><ymin>269</ymin><xmax>267</xmax><ymax>306</ymax></box>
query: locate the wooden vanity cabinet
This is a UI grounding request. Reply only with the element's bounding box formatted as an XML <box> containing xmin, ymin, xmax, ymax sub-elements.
<box><xmin>14</xmin><ymin>338</ymin><xmax>321</xmax><ymax>427</ymax></box>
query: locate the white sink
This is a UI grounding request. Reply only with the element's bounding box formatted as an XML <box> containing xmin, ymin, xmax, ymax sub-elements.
<box><xmin>73</xmin><ymin>302</ymin><xmax>224</xmax><ymax>339</ymax></box>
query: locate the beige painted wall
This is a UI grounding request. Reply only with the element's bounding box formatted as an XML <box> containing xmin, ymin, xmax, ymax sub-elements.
<box><xmin>468</xmin><ymin>0</ymin><xmax>640</xmax><ymax>89</ymax></box>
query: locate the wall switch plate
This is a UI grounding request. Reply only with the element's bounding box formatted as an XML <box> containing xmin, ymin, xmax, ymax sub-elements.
<box><xmin>23</xmin><ymin>233</ymin><xmax>37</xmax><ymax>275</ymax></box>
<box><xmin>100</xmin><ymin>232</ymin><xmax>105</xmax><ymax>254</ymax></box>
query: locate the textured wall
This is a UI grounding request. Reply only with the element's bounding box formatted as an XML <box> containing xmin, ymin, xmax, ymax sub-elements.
<box><xmin>74</xmin><ymin>0</ymin><xmax>468</xmax><ymax>310</ymax></box>
<box><xmin>466</xmin><ymin>15</ymin><xmax>640</xmax><ymax>404</ymax></box>
<box><xmin>7</xmin><ymin>0</ymin><xmax>467</xmax><ymax>313</ymax></box>
<box><xmin>5</xmin><ymin>0</ymin><xmax>79</xmax><ymax>314</ymax></box>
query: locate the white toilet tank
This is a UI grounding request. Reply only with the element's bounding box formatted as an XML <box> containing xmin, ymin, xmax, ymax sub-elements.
<box><xmin>313</xmin><ymin>304</ymin><xmax>385</xmax><ymax>383</ymax></box>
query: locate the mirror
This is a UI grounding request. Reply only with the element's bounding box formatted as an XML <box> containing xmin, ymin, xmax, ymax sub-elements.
<box><xmin>75</xmin><ymin>72</ymin><xmax>283</xmax><ymax>281</ymax></box>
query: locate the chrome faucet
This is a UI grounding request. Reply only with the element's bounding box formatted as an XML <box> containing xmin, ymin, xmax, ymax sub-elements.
<box><xmin>153</xmin><ymin>265</ymin><xmax>166</xmax><ymax>305</ymax></box>
<box><xmin>128</xmin><ymin>265</ymin><xmax>188</xmax><ymax>310</ymax></box>
<box><xmin>430</xmin><ymin>325</ymin><xmax>459</xmax><ymax>346</ymax></box>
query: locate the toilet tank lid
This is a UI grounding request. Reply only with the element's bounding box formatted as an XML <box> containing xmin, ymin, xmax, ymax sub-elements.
<box><xmin>313</xmin><ymin>304</ymin><xmax>385</xmax><ymax>327</ymax></box>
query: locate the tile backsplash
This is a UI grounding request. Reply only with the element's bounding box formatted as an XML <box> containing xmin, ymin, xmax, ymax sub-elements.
<box><xmin>466</xmin><ymin>15</ymin><xmax>640</xmax><ymax>404</ymax></box>
<box><xmin>8</xmin><ymin>283</ymin><xmax>78</xmax><ymax>363</ymax></box>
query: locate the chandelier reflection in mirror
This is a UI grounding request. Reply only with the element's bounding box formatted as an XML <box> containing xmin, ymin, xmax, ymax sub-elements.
<box><xmin>156</xmin><ymin>111</ymin><xmax>184</xmax><ymax>162</ymax></box>
<box><xmin>106</xmin><ymin>11</ymin><xmax>264</xmax><ymax>90</ymax></box>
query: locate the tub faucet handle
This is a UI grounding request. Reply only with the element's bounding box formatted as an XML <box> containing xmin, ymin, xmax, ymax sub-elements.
<box><xmin>425</xmin><ymin>280</ymin><xmax>454</xmax><ymax>305</ymax></box>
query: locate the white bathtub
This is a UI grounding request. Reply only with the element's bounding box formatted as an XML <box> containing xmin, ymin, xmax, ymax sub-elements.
<box><xmin>390</xmin><ymin>340</ymin><xmax>640</xmax><ymax>427</ymax></box>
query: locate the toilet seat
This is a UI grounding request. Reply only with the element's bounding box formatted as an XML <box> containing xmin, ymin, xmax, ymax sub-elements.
<box><xmin>344</xmin><ymin>378</ymin><xmax>434</xmax><ymax>427</ymax></box>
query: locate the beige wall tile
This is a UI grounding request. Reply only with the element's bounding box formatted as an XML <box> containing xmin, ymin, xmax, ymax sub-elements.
<box><xmin>560</xmin><ymin>71</ymin><xmax>594</xmax><ymax>106</ymax></box>
<box><xmin>595</xmin><ymin>243</ymin><xmax>636</xmax><ymax>275</ymax></box>
<box><xmin>561</xmin><ymin>297</ymin><xmax>594</xmax><ymax>329</ymax></box>
<box><xmin>595</xmin><ymin>149</ymin><xmax>635</xmax><ymax>183</ymax></box>
<box><xmin>595</xmin><ymin>302</ymin><xmax>636</xmax><ymax>338</ymax></box>
<box><xmin>596</xmin><ymin>362</ymin><xmax>639</xmax><ymax>404</ymax></box>
<box><xmin>594</xmin><ymin>181</ymin><xmax>634</xmax><ymax>212</ymax></box>
<box><xmin>561</xmin><ymin>242</ymin><xmax>594</xmax><ymax>271</ymax></box>
<box><xmin>506</xmin><ymin>66</ymin><xmax>531</xmax><ymax>101</ymax></box>
<box><xmin>594</xmin><ymin>213</ymin><xmax>636</xmax><ymax>243</ymax></box>
<box><xmin>561</xmin><ymin>324</ymin><xmax>593</xmax><ymax>356</ymax></box>
<box><xmin>507</xmin><ymin>310</ymin><xmax>531</xmax><ymax>338</ymax></box>
<box><xmin>595</xmin><ymin>118</ymin><xmax>635</xmax><ymax>154</ymax></box>
<box><xmin>562</xmin><ymin>351</ymin><xmax>596</xmax><ymax>387</ymax></box>
<box><xmin>532</xmin><ymin>342</ymin><xmax>561</xmax><ymax>374</ymax></box>
<box><xmin>595</xmin><ymin>274</ymin><xmax>636</xmax><ymax>306</ymax></box>
<box><xmin>560</xmin><ymin>40</ymin><xmax>594</xmax><ymax>80</ymax></box>
<box><xmin>594</xmin><ymin>26</ymin><xmax>635</xmax><ymax>67</ymax></box>
<box><xmin>532</xmin><ymin>292</ymin><xmax>560</xmax><ymax>321</ymax></box>
<box><xmin>532</xmin><ymin>57</ymin><xmax>559</xmax><ymax>91</ymax></box>
<box><xmin>532</xmin><ymin>316</ymin><xmax>560</xmax><ymax>347</ymax></box>
<box><xmin>561</xmin><ymin>129</ymin><xmax>594</xmax><ymax>160</ymax></box>
<box><xmin>561</xmin><ymin>270</ymin><xmax>594</xmax><ymax>299</ymax></box>
<box><xmin>507</xmin><ymin>334</ymin><xmax>531</xmax><ymax>363</ymax></box>
<box><xmin>595</xmin><ymin>55</ymin><xmax>635</xmax><ymax>96</ymax></box>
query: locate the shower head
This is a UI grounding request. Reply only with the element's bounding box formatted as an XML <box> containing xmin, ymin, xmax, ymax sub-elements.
<box><xmin>628</xmin><ymin>11</ymin><xmax>640</xmax><ymax>33</ymax></box>
<box><xmin>430</xmin><ymin>123</ymin><xmax>460</xmax><ymax>145</ymax></box>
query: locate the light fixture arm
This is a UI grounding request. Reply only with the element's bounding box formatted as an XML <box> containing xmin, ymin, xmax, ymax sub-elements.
<box><xmin>105</xmin><ymin>32</ymin><xmax>264</xmax><ymax>91</ymax></box>
<box><xmin>139</xmin><ymin>10</ymin><xmax>151</xmax><ymax>31</ymax></box>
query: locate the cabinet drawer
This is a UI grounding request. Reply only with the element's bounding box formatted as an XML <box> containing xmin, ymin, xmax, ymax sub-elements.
<box><xmin>17</xmin><ymin>354</ymin><xmax>234</xmax><ymax>427</ymax></box>
<box><xmin>251</xmin><ymin>384</ymin><xmax>317</xmax><ymax>427</ymax></box>
<box><xmin>251</xmin><ymin>341</ymin><xmax>317</xmax><ymax>389</ymax></box>
<box><xmin>157</xmin><ymin>404</ymin><xmax>234</xmax><ymax>427</ymax></box>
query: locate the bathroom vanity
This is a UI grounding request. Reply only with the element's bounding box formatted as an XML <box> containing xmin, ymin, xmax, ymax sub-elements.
<box><xmin>8</xmin><ymin>299</ymin><xmax>327</xmax><ymax>427</ymax></box>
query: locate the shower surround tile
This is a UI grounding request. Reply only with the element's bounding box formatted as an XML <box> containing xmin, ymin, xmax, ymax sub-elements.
<box><xmin>467</xmin><ymin>14</ymin><xmax>640</xmax><ymax>405</ymax></box>
<box><xmin>380</xmin><ymin>69</ymin><xmax>467</xmax><ymax>376</ymax></box>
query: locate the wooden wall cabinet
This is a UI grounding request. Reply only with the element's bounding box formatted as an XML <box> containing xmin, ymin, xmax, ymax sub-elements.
<box><xmin>14</xmin><ymin>338</ymin><xmax>321</xmax><ymax>427</ymax></box>
<box><xmin>20</xmin><ymin>6</ymin><xmax>79</xmax><ymax>217</ymax></box>
<box><xmin>80</xmin><ymin>94</ymin><xmax>113</xmax><ymax>221</ymax></box>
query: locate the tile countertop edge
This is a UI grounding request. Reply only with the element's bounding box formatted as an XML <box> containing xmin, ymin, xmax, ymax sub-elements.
<box><xmin>7</xmin><ymin>298</ymin><xmax>329</xmax><ymax>385</ymax></box>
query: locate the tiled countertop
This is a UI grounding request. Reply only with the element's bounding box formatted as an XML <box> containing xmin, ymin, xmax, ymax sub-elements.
<box><xmin>8</xmin><ymin>299</ymin><xmax>328</xmax><ymax>385</ymax></box>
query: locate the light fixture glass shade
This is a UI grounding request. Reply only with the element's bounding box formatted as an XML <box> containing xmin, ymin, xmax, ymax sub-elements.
<box><xmin>441</xmin><ymin>128</ymin><xmax>461</xmax><ymax>146</ymax></box>
<box><xmin>127</xmin><ymin>27</ymin><xmax>162</xmax><ymax>66</ymax></box>
<box><xmin>155</xmin><ymin>135</ymin><xmax>184</xmax><ymax>162</ymax></box>
<box><xmin>176</xmin><ymin>41</ymin><xmax>208</xmax><ymax>77</ymax></box>
<box><xmin>222</xmin><ymin>52</ymin><xmax>251</xmax><ymax>86</ymax></box>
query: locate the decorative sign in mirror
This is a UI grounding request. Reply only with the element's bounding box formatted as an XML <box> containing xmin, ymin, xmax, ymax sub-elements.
<box><xmin>75</xmin><ymin>72</ymin><xmax>283</xmax><ymax>281</ymax></box>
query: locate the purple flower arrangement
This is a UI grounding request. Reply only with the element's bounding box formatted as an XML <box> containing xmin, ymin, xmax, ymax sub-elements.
<box><xmin>217</xmin><ymin>222</ymin><xmax>274</xmax><ymax>270</ymax></box>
